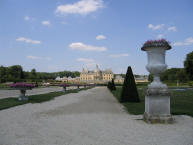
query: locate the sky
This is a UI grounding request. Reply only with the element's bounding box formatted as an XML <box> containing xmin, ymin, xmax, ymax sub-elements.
<box><xmin>0</xmin><ymin>0</ymin><xmax>193</xmax><ymax>75</ymax></box>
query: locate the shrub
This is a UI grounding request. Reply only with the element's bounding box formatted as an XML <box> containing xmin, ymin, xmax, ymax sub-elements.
<box><xmin>107</xmin><ymin>81</ymin><xmax>112</xmax><ymax>90</ymax></box>
<box><xmin>120</xmin><ymin>66</ymin><xmax>140</xmax><ymax>102</ymax></box>
<box><xmin>111</xmin><ymin>79</ymin><xmax>116</xmax><ymax>90</ymax></box>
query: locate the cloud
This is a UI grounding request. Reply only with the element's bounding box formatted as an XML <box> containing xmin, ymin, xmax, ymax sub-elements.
<box><xmin>26</xmin><ymin>56</ymin><xmax>51</xmax><ymax>60</ymax></box>
<box><xmin>16</xmin><ymin>37</ymin><xmax>41</xmax><ymax>44</ymax></box>
<box><xmin>24</xmin><ymin>16</ymin><xmax>30</xmax><ymax>21</ymax></box>
<box><xmin>168</xmin><ymin>26</ymin><xmax>177</xmax><ymax>32</ymax></box>
<box><xmin>55</xmin><ymin>0</ymin><xmax>104</xmax><ymax>15</ymax></box>
<box><xmin>41</xmin><ymin>20</ymin><xmax>50</xmax><ymax>26</ymax></box>
<box><xmin>96</xmin><ymin>34</ymin><xmax>106</xmax><ymax>40</ymax></box>
<box><xmin>157</xmin><ymin>34</ymin><xmax>164</xmax><ymax>39</ymax></box>
<box><xmin>109</xmin><ymin>53</ymin><xmax>129</xmax><ymax>58</ymax></box>
<box><xmin>173</xmin><ymin>37</ymin><xmax>193</xmax><ymax>46</ymax></box>
<box><xmin>148</xmin><ymin>24</ymin><xmax>165</xmax><ymax>30</ymax></box>
<box><xmin>69</xmin><ymin>42</ymin><xmax>107</xmax><ymax>51</ymax></box>
<box><xmin>24</xmin><ymin>16</ymin><xmax>35</xmax><ymax>21</ymax></box>
<box><xmin>77</xmin><ymin>58</ymin><xmax>95</xmax><ymax>63</ymax></box>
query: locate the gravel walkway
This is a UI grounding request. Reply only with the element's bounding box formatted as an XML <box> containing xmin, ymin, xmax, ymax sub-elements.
<box><xmin>0</xmin><ymin>87</ymin><xmax>193</xmax><ymax>145</ymax></box>
<box><xmin>0</xmin><ymin>86</ymin><xmax>78</xmax><ymax>99</ymax></box>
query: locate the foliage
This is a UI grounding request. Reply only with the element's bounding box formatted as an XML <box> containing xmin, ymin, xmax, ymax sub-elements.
<box><xmin>148</xmin><ymin>68</ymin><xmax>189</xmax><ymax>83</ymax></box>
<box><xmin>112</xmin><ymin>87</ymin><xmax>144</xmax><ymax>114</ymax></box>
<box><xmin>107</xmin><ymin>79</ymin><xmax>116</xmax><ymax>91</ymax></box>
<box><xmin>141</xmin><ymin>39</ymin><xmax>171</xmax><ymax>50</ymax></box>
<box><xmin>160</xmin><ymin>68</ymin><xmax>188</xmax><ymax>82</ymax></box>
<box><xmin>9</xmin><ymin>82</ymin><xmax>36</xmax><ymax>89</ymax></box>
<box><xmin>111</xmin><ymin>79</ymin><xmax>116</xmax><ymax>90</ymax></box>
<box><xmin>107</xmin><ymin>81</ymin><xmax>112</xmax><ymax>90</ymax></box>
<box><xmin>0</xmin><ymin>65</ymin><xmax>80</xmax><ymax>83</ymax></box>
<box><xmin>120</xmin><ymin>66</ymin><xmax>140</xmax><ymax>102</ymax></box>
<box><xmin>148</xmin><ymin>74</ymin><xmax>153</xmax><ymax>82</ymax></box>
<box><xmin>184</xmin><ymin>51</ymin><xmax>193</xmax><ymax>80</ymax></box>
<box><xmin>59</xmin><ymin>83</ymin><xmax>70</xmax><ymax>87</ymax></box>
<box><xmin>112</xmin><ymin>86</ymin><xmax>193</xmax><ymax>117</ymax></box>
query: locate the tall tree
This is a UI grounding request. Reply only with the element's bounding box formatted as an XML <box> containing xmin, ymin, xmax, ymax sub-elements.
<box><xmin>184</xmin><ymin>51</ymin><xmax>193</xmax><ymax>80</ymax></box>
<box><xmin>0</xmin><ymin>66</ymin><xmax>7</xmax><ymax>83</ymax></box>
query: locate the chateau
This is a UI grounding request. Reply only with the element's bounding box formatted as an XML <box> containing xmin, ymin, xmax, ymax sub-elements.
<box><xmin>80</xmin><ymin>65</ymin><xmax>114</xmax><ymax>83</ymax></box>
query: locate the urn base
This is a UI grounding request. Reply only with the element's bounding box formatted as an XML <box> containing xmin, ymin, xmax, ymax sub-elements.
<box><xmin>18</xmin><ymin>96</ymin><xmax>28</xmax><ymax>101</ymax></box>
<box><xmin>144</xmin><ymin>88</ymin><xmax>173</xmax><ymax>124</ymax></box>
<box><xmin>143</xmin><ymin>112</ymin><xmax>174</xmax><ymax>124</ymax></box>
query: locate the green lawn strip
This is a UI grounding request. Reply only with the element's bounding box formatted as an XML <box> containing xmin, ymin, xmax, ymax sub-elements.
<box><xmin>0</xmin><ymin>87</ymin><xmax>93</xmax><ymax>111</ymax></box>
<box><xmin>111</xmin><ymin>87</ymin><xmax>145</xmax><ymax>115</ymax></box>
<box><xmin>111</xmin><ymin>86</ymin><xmax>193</xmax><ymax>117</ymax></box>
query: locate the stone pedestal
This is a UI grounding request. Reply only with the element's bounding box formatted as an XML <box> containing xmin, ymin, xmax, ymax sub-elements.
<box><xmin>18</xmin><ymin>89</ymin><xmax>28</xmax><ymax>101</ymax></box>
<box><xmin>143</xmin><ymin>88</ymin><xmax>173</xmax><ymax>123</ymax></box>
<box><xmin>63</xmin><ymin>87</ymin><xmax>66</xmax><ymax>93</ymax></box>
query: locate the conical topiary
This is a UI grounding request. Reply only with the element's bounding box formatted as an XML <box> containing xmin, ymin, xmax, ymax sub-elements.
<box><xmin>111</xmin><ymin>78</ymin><xmax>116</xmax><ymax>90</ymax></box>
<box><xmin>107</xmin><ymin>81</ymin><xmax>112</xmax><ymax>90</ymax></box>
<box><xmin>120</xmin><ymin>66</ymin><xmax>140</xmax><ymax>102</ymax></box>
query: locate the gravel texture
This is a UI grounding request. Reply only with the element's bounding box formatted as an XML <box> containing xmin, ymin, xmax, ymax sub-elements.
<box><xmin>0</xmin><ymin>86</ymin><xmax>79</xmax><ymax>99</ymax></box>
<box><xmin>0</xmin><ymin>87</ymin><xmax>193</xmax><ymax>145</ymax></box>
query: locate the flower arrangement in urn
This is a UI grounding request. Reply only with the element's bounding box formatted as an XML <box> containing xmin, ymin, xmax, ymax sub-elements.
<box><xmin>141</xmin><ymin>39</ymin><xmax>171</xmax><ymax>51</ymax></box>
<box><xmin>9</xmin><ymin>82</ymin><xmax>36</xmax><ymax>101</ymax></box>
<box><xmin>9</xmin><ymin>82</ymin><xmax>36</xmax><ymax>89</ymax></box>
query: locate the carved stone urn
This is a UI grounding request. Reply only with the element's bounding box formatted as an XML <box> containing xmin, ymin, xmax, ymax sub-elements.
<box><xmin>60</xmin><ymin>84</ymin><xmax>70</xmax><ymax>93</ymax></box>
<box><xmin>19</xmin><ymin>89</ymin><xmax>28</xmax><ymax>101</ymax></box>
<box><xmin>141</xmin><ymin>39</ymin><xmax>173</xmax><ymax>123</ymax></box>
<box><xmin>9</xmin><ymin>82</ymin><xmax>35</xmax><ymax>101</ymax></box>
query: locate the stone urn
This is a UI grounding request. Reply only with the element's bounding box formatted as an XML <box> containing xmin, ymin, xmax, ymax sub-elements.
<box><xmin>141</xmin><ymin>39</ymin><xmax>173</xmax><ymax>123</ymax></box>
<box><xmin>62</xmin><ymin>86</ymin><xmax>66</xmax><ymax>93</ymax></box>
<box><xmin>19</xmin><ymin>89</ymin><xmax>28</xmax><ymax>101</ymax></box>
<box><xmin>60</xmin><ymin>84</ymin><xmax>70</xmax><ymax>93</ymax></box>
<box><xmin>9</xmin><ymin>82</ymin><xmax>35</xmax><ymax>101</ymax></box>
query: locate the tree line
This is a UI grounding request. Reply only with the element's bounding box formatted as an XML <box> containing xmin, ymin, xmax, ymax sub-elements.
<box><xmin>149</xmin><ymin>51</ymin><xmax>193</xmax><ymax>82</ymax></box>
<box><xmin>0</xmin><ymin>65</ymin><xmax>80</xmax><ymax>83</ymax></box>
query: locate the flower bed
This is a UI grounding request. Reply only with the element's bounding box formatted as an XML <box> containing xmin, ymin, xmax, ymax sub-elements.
<box><xmin>141</xmin><ymin>39</ymin><xmax>171</xmax><ymax>51</ymax></box>
<box><xmin>59</xmin><ymin>84</ymin><xmax>70</xmax><ymax>87</ymax></box>
<box><xmin>9</xmin><ymin>82</ymin><xmax>36</xmax><ymax>89</ymax></box>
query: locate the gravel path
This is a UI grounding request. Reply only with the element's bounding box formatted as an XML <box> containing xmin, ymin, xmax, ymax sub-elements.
<box><xmin>0</xmin><ymin>86</ymin><xmax>79</xmax><ymax>99</ymax></box>
<box><xmin>0</xmin><ymin>87</ymin><xmax>193</xmax><ymax>145</ymax></box>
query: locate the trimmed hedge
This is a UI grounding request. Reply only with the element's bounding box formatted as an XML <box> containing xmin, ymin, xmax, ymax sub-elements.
<box><xmin>107</xmin><ymin>79</ymin><xmax>116</xmax><ymax>91</ymax></box>
<box><xmin>120</xmin><ymin>66</ymin><xmax>140</xmax><ymax>102</ymax></box>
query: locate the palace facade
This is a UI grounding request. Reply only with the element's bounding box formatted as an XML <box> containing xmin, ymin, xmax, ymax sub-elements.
<box><xmin>80</xmin><ymin>65</ymin><xmax>114</xmax><ymax>82</ymax></box>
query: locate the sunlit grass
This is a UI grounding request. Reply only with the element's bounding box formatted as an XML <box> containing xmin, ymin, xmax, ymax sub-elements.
<box><xmin>111</xmin><ymin>86</ymin><xmax>193</xmax><ymax>117</ymax></box>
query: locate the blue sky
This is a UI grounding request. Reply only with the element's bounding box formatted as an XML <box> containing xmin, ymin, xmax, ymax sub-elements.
<box><xmin>0</xmin><ymin>0</ymin><xmax>193</xmax><ymax>74</ymax></box>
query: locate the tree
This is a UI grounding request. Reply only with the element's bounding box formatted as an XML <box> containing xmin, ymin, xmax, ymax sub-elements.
<box><xmin>111</xmin><ymin>78</ymin><xmax>116</xmax><ymax>90</ymax></box>
<box><xmin>29</xmin><ymin>69</ymin><xmax>37</xmax><ymax>79</ymax></box>
<box><xmin>148</xmin><ymin>74</ymin><xmax>153</xmax><ymax>82</ymax></box>
<box><xmin>120</xmin><ymin>66</ymin><xmax>140</xmax><ymax>102</ymax></box>
<box><xmin>184</xmin><ymin>51</ymin><xmax>193</xmax><ymax>80</ymax></box>
<box><xmin>176</xmin><ymin>69</ymin><xmax>188</xmax><ymax>82</ymax></box>
<box><xmin>107</xmin><ymin>81</ymin><xmax>112</xmax><ymax>90</ymax></box>
<box><xmin>0</xmin><ymin>66</ymin><xmax>6</xmax><ymax>83</ymax></box>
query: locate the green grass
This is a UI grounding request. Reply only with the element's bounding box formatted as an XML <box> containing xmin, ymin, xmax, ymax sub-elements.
<box><xmin>111</xmin><ymin>87</ymin><xmax>193</xmax><ymax>117</ymax></box>
<box><xmin>0</xmin><ymin>87</ymin><xmax>93</xmax><ymax>111</ymax></box>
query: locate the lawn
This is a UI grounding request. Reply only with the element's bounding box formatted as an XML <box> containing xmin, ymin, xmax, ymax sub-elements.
<box><xmin>0</xmin><ymin>87</ymin><xmax>93</xmax><ymax>111</ymax></box>
<box><xmin>111</xmin><ymin>86</ymin><xmax>193</xmax><ymax>117</ymax></box>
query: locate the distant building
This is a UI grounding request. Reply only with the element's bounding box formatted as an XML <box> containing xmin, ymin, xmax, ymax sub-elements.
<box><xmin>114</xmin><ymin>75</ymin><xmax>124</xmax><ymax>84</ymax></box>
<box><xmin>55</xmin><ymin>76</ymin><xmax>80</xmax><ymax>83</ymax></box>
<box><xmin>80</xmin><ymin>65</ymin><xmax>114</xmax><ymax>83</ymax></box>
<box><xmin>135</xmin><ymin>75</ymin><xmax>149</xmax><ymax>83</ymax></box>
